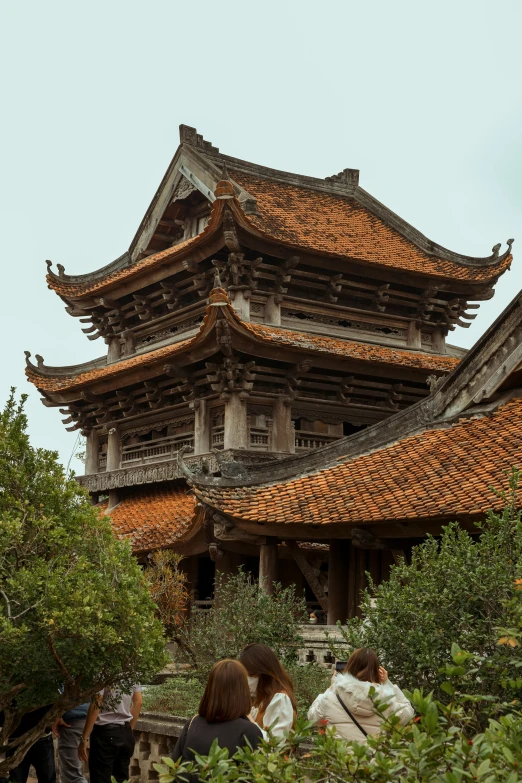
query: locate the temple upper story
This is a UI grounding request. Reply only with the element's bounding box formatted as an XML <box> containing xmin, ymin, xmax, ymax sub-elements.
<box><xmin>44</xmin><ymin>124</ymin><xmax>512</xmax><ymax>362</ymax></box>
<box><xmin>26</xmin><ymin>125</ymin><xmax>514</xmax><ymax>498</ymax></box>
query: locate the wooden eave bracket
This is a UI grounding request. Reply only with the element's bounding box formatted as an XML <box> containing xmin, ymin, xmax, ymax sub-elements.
<box><xmin>185</xmin><ymin>290</ymin><xmax>522</xmax><ymax>493</ymax></box>
<box><xmin>285</xmin><ymin>540</ymin><xmax>328</xmax><ymax>612</ymax></box>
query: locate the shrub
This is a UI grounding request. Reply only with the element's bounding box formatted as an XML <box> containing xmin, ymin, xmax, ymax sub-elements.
<box><xmin>142</xmin><ymin>677</ymin><xmax>203</xmax><ymax>717</ymax></box>
<box><xmin>176</xmin><ymin>569</ymin><xmax>307</xmax><ymax>673</ymax></box>
<box><xmin>155</xmin><ymin>646</ymin><xmax>522</xmax><ymax>783</ymax></box>
<box><xmin>285</xmin><ymin>663</ymin><xmax>331</xmax><ymax>718</ymax></box>
<box><xmin>329</xmin><ymin>469</ymin><xmax>522</xmax><ymax>711</ymax></box>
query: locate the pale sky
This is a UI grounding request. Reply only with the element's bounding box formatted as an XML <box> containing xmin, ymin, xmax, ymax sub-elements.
<box><xmin>1</xmin><ymin>0</ymin><xmax>521</xmax><ymax>472</ymax></box>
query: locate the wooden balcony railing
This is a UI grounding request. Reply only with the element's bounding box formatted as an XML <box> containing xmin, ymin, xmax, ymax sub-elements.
<box><xmin>120</xmin><ymin>433</ymin><xmax>194</xmax><ymax>466</ymax></box>
<box><xmin>295</xmin><ymin>431</ymin><xmax>339</xmax><ymax>451</ymax></box>
<box><xmin>211</xmin><ymin>427</ymin><xmax>224</xmax><ymax>449</ymax></box>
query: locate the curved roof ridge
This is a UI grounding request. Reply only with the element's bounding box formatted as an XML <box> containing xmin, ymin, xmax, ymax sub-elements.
<box><xmin>46</xmin><ymin>198</ymin><xmax>226</xmax><ymax>295</ymax></box>
<box><xmin>355</xmin><ymin>188</ymin><xmax>513</xmax><ymax>268</ymax></box>
<box><xmin>24</xmin><ymin>351</ymin><xmax>108</xmax><ymax>377</ymax></box>
<box><xmin>229</xmin><ymin>172</ymin><xmax>514</xmax><ymax>282</ymax></box>
<box><xmin>46</xmin><ymin>252</ymin><xmax>131</xmax><ymax>287</ymax></box>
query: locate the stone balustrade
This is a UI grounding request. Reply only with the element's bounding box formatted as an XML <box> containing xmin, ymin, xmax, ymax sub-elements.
<box><xmin>130</xmin><ymin>713</ymin><xmax>185</xmax><ymax>783</ymax></box>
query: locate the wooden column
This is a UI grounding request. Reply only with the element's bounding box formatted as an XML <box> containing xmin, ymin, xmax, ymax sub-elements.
<box><xmin>265</xmin><ymin>295</ymin><xmax>281</xmax><ymax>325</ymax></box>
<box><xmin>231</xmin><ymin>290</ymin><xmax>250</xmax><ymax>321</ymax></box>
<box><xmin>224</xmin><ymin>394</ymin><xmax>248</xmax><ymax>450</ymax></box>
<box><xmin>327</xmin><ymin>539</ymin><xmax>350</xmax><ymax>625</ymax></box>
<box><xmin>347</xmin><ymin>542</ymin><xmax>357</xmax><ymax>619</ymax></box>
<box><xmin>271</xmin><ymin>397</ymin><xmax>295</xmax><ymax>453</ymax></box>
<box><xmin>432</xmin><ymin>327</ymin><xmax>445</xmax><ymax>353</ymax></box>
<box><xmin>106</xmin><ymin>428</ymin><xmax>121</xmax><ymax>471</ymax></box>
<box><xmin>85</xmin><ymin>430</ymin><xmax>99</xmax><ymax>475</ymax></box>
<box><xmin>355</xmin><ymin>548</ymin><xmax>368</xmax><ymax>618</ymax></box>
<box><xmin>107</xmin><ymin>338</ymin><xmax>120</xmax><ymax>362</ymax></box>
<box><xmin>406</xmin><ymin>321</ymin><xmax>422</xmax><ymax>349</ymax></box>
<box><xmin>259</xmin><ymin>538</ymin><xmax>278</xmax><ymax>595</ymax></box>
<box><xmin>193</xmin><ymin>400</ymin><xmax>210</xmax><ymax>454</ymax></box>
<box><xmin>122</xmin><ymin>330</ymin><xmax>135</xmax><ymax>355</ymax></box>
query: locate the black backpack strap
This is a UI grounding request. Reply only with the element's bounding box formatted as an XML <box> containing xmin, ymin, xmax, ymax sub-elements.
<box><xmin>335</xmin><ymin>693</ymin><xmax>368</xmax><ymax>738</ymax></box>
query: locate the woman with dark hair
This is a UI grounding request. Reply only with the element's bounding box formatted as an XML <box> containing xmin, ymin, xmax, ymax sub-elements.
<box><xmin>239</xmin><ymin>643</ymin><xmax>296</xmax><ymax>739</ymax></box>
<box><xmin>172</xmin><ymin>659</ymin><xmax>263</xmax><ymax>776</ymax></box>
<box><xmin>308</xmin><ymin>648</ymin><xmax>413</xmax><ymax>743</ymax></box>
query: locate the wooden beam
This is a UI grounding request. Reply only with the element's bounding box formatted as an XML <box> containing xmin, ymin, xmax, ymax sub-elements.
<box><xmin>285</xmin><ymin>540</ymin><xmax>328</xmax><ymax>612</ymax></box>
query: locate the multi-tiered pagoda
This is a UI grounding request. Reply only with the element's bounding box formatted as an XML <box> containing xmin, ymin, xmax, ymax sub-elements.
<box><xmin>27</xmin><ymin>125</ymin><xmax>514</xmax><ymax>620</ymax></box>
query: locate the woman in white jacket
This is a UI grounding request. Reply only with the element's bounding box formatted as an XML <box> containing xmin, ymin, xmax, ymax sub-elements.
<box><xmin>240</xmin><ymin>643</ymin><xmax>296</xmax><ymax>739</ymax></box>
<box><xmin>308</xmin><ymin>648</ymin><xmax>414</xmax><ymax>743</ymax></box>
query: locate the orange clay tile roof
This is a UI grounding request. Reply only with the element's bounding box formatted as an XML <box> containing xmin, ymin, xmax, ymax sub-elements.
<box><xmin>26</xmin><ymin>334</ymin><xmax>195</xmax><ymax>392</ymax></box>
<box><xmin>48</xmin><ymin>236</ymin><xmax>199</xmax><ymax>297</ymax></box>
<box><xmin>196</xmin><ymin>397</ymin><xmax>522</xmax><ymax>527</ymax></box>
<box><xmin>26</xmin><ymin>316</ymin><xmax>459</xmax><ymax>395</ymax></box>
<box><xmin>243</xmin><ymin>323</ymin><xmax>459</xmax><ymax>373</ymax></box>
<box><xmin>232</xmin><ymin>171</ymin><xmax>512</xmax><ymax>283</ymax></box>
<box><xmin>45</xmin><ymin>197</ymin><xmax>227</xmax><ymax>298</ymax></box>
<box><xmin>103</xmin><ymin>485</ymin><xmax>197</xmax><ymax>553</ymax></box>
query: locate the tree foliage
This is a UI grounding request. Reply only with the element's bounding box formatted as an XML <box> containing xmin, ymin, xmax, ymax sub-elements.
<box><xmin>0</xmin><ymin>391</ymin><xmax>167</xmax><ymax>774</ymax></box>
<box><xmin>146</xmin><ymin>551</ymin><xmax>189</xmax><ymax>638</ymax></box>
<box><xmin>330</xmin><ymin>469</ymin><xmax>522</xmax><ymax>713</ymax></box>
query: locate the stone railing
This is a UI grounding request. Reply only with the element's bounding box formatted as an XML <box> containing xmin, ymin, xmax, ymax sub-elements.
<box><xmin>76</xmin><ymin>451</ymin><xmax>283</xmax><ymax>493</ymax></box>
<box><xmin>131</xmin><ymin>713</ymin><xmax>185</xmax><ymax>783</ymax></box>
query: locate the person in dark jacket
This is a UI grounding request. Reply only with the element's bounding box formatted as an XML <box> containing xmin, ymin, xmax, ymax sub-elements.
<box><xmin>4</xmin><ymin>706</ymin><xmax>56</xmax><ymax>783</ymax></box>
<box><xmin>172</xmin><ymin>659</ymin><xmax>263</xmax><ymax>781</ymax></box>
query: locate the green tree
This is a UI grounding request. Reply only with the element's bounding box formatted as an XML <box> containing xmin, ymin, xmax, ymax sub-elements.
<box><xmin>331</xmin><ymin>469</ymin><xmax>522</xmax><ymax>711</ymax></box>
<box><xmin>0</xmin><ymin>391</ymin><xmax>167</xmax><ymax>775</ymax></box>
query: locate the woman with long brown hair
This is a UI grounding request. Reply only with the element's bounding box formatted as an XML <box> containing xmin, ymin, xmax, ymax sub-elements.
<box><xmin>239</xmin><ymin>643</ymin><xmax>296</xmax><ymax>739</ymax></box>
<box><xmin>308</xmin><ymin>647</ymin><xmax>413</xmax><ymax>743</ymax></box>
<box><xmin>172</xmin><ymin>659</ymin><xmax>263</xmax><ymax>776</ymax></box>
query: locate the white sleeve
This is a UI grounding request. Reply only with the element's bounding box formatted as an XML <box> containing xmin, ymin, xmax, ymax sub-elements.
<box><xmin>307</xmin><ymin>691</ymin><xmax>327</xmax><ymax>724</ymax></box>
<box><xmin>384</xmin><ymin>682</ymin><xmax>414</xmax><ymax>725</ymax></box>
<box><xmin>263</xmin><ymin>693</ymin><xmax>294</xmax><ymax>738</ymax></box>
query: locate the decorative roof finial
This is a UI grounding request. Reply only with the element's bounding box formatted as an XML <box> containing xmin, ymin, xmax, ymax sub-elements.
<box><xmin>220</xmin><ymin>162</ymin><xmax>230</xmax><ymax>182</ymax></box>
<box><xmin>214</xmin><ymin>165</ymin><xmax>235</xmax><ymax>199</ymax></box>
<box><xmin>214</xmin><ymin>267</ymin><xmax>223</xmax><ymax>289</ymax></box>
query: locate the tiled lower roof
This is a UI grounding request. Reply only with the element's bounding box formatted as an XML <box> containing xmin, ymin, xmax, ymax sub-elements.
<box><xmin>196</xmin><ymin>397</ymin><xmax>522</xmax><ymax>527</ymax></box>
<box><xmin>244</xmin><ymin>323</ymin><xmax>459</xmax><ymax>372</ymax></box>
<box><xmin>232</xmin><ymin>171</ymin><xmax>512</xmax><ymax>283</ymax></box>
<box><xmin>103</xmin><ymin>485</ymin><xmax>197</xmax><ymax>553</ymax></box>
<box><xmin>26</xmin><ymin>335</ymin><xmax>195</xmax><ymax>393</ymax></box>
